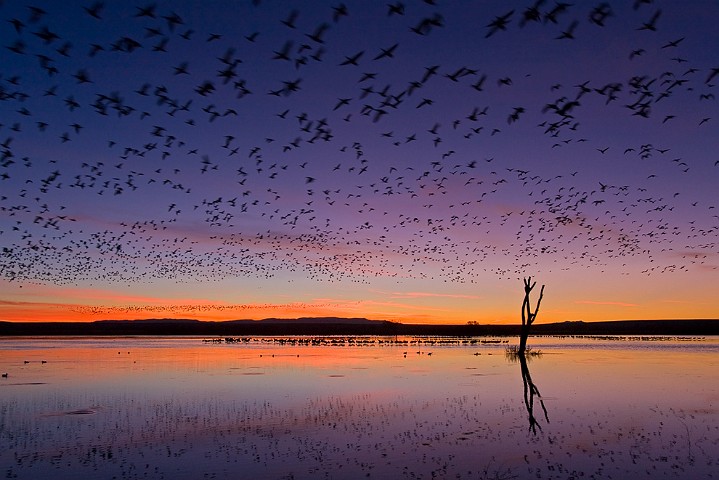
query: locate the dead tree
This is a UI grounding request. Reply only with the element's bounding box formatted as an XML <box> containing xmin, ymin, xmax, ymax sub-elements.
<box><xmin>518</xmin><ymin>276</ymin><xmax>544</xmax><ymax>356</ymax></box>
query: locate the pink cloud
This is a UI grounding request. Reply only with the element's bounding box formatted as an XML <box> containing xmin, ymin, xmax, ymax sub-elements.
<box><xmin>0</xmin><ymin>300</ymin><xmax>78</xmax><ymax>308</ymax></box>
<box><xmin>9</xmin><ymin>284</ymin><xmax>220</xmax><ymax>306</ymax></box>
<box><xmin>386</xmin><ymin>291</ymin><xmax>480</xmax><ymax>300</ymax></box>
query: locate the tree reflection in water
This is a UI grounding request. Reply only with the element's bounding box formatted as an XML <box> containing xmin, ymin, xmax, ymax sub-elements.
<box><xmin>507</xmin><ymin>350</ymin><xmax>549</xmax><ymax>435</ymax></box>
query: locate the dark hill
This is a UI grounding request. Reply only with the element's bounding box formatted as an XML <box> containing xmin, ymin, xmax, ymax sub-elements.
<box><xmin>0</xmin><ymin>318</ymin><xmax>716</xmax><ymax>336</ymax></box>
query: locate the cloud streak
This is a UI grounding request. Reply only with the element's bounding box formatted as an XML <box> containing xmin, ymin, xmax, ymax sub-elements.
<box><xmin>384</xmin><ymin>291</ymin><xmax>481</xmax><ymax>300</ymax></box>
<box><xmin>574</xmin><ymin>300</ymin><xmax>639</xmax><ymax>307</ymax></box>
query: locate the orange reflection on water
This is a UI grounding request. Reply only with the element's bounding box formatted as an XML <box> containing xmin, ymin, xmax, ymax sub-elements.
<box><xmin>1</xmin><ymin>336</ymin><xmax>717</xmax><ymax>480</ymax></box>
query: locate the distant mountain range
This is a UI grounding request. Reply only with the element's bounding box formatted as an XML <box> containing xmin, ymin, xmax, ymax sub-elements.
<box><xmin>0</xmin><ymin>318</ymin><xmax>717</xmax><ymax>336</ymax></box>
<box><xmin>95</xmin><ymin>317</ymin><xmax>382</xmax><ymax>325</ymax></box>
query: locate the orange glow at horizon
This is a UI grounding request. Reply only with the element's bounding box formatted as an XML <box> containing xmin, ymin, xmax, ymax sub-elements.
<box><xmin>0</xmin><ymin>295</ymin><xmax>715</xmax><ymax>325</ymax></box>
<box><xmin>2</xmin><ymin>271</ymin><xmax>717</xmax><ymax>325</ymax></box>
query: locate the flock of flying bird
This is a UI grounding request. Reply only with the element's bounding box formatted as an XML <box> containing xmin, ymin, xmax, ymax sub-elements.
<box><xmin>0</xmin><ymin>1</ymin><xmax>717</xmax><ymax>299</ymax></box>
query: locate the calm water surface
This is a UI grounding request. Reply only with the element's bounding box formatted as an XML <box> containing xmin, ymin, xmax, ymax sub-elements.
<box><xmin>1</xmin><ymin>335</ymin><xmax>717</xmax><ymax>479</ymax></box>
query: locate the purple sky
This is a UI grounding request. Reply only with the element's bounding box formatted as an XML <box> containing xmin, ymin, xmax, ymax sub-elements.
<box><xmin>1</xmin><ymin>1</ymin><xmax>718</xmax><ymax>324</ymax></box>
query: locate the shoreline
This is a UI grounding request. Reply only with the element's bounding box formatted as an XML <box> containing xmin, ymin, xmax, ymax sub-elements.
<box><xmin>0</xmin><ymin>318</ymin><xmax>717</xmax><ymax>337</ymax></box>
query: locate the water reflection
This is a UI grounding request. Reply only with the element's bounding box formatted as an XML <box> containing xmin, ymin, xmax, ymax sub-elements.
<box><xmin>506</xmin><ymin>349</ymin><xmax>550</xmax><ymax>434</ymax></box>
<box><xmin>0</xmin><ymin>336</ymin><xmax>717</xmax><ymax>479</ymax></box>
<box><xmin>520</xmin><ymin>354</ymin><xmax>549</xmax><ymax>434</ymax></box>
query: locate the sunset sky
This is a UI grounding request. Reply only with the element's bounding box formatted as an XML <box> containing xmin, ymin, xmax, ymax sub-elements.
<box><xmin>1</xmin><ymin>0</ymin><xmax>717</xmax><ymax>324</ymax></box>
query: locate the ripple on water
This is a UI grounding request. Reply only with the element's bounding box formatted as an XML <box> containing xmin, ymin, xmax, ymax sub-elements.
<box><xmin>41</xmin><ymin>407</ymin><xmax>100</xmax><ymax>417</ymax></box>
<box><xmin>64</xmin><ymin>408</ymin><xmax>98</xmax><ymax>415</ymax></box>
<box><xmin>0</xmin><ymin>382</ymin><xmax>47</xmax><ymax>386</ymax></box>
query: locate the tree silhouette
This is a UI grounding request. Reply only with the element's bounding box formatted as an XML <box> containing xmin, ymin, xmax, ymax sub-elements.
<box><xmin>518</xmin><ymin>277</ymin><xmax>544</xmax><ymax>356</ymax></box>
<box><xmin>506</xmin><ymin>277</ymin><xmax>549</xmax><ymax>434</ymax></box>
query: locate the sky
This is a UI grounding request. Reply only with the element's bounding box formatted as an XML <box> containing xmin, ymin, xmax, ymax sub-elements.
<box><xmin>1</xmin><ymin>0</ymin><xmax>718</xmax><ymax>324</ymax></box>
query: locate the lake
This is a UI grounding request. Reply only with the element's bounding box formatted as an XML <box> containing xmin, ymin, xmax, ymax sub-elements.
<box><xmin>1</xmin><ymin>335</ymin><xmax>717</xmax><ymax>479</ymax></box>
